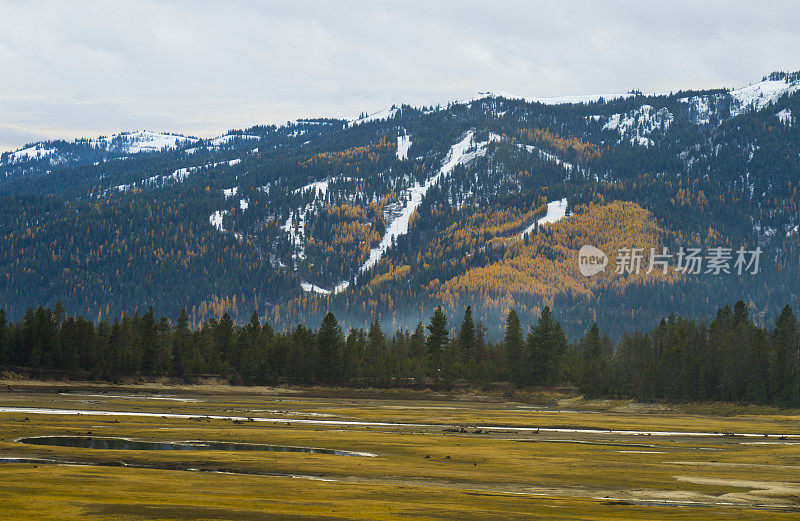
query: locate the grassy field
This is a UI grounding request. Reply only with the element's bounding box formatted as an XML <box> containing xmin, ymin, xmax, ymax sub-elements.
<box><xmin>2</xmin><ymin>380</ymin><xmax>800</xmax><ymax>520</ymax></box>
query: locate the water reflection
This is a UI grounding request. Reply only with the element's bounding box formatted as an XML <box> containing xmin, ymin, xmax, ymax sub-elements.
<box><xmin>16</xmin><ymin>436</ymin><xmax>373</xmax><ymax>456</ymax></box>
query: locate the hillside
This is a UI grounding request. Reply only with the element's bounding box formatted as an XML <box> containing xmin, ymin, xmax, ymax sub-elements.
<box><xmin>2</xmin><ymin>72</ymin><xmax>800</xmax><ymax>338</ymax></box>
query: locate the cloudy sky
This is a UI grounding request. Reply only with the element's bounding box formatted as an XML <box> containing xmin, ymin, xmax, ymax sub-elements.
<box><xmin>1</xmin><ymin>0</ymin><xmax>799</xmax><ymax>151</ymax></box>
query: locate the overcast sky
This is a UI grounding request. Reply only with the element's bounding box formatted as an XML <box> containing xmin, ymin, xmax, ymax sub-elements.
<box><xmin>1</xmin><ymin>0</ymin><xmax>799</xmax><ymax>151</ymax></box>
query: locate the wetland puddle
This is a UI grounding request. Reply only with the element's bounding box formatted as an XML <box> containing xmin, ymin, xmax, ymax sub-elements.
<box><xmin>58</xmin><ymin>393</ymin><xmax>201</xmax><ymax>402</ymax></box>
<box><xmin>2</xmin><ymin>456</ymin><xmax>797</xmax><ymax>512</ymax></box>
<box><xmin>0</xmin><ymin>456</ymin><xmax>342</xmax><ymax>482</ymax></box>
<box><xmin>3</xmin><ymin>406</ymin><xmax>800</xmax><ymax>439</ymax></box>
<box><xmin>15</xmin><ymin>436</ymin><xmax>375</xmax><ymax>457</ymax></box>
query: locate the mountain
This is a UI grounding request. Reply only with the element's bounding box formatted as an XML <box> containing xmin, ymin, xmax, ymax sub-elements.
<box><xmin>2</xmin><ymin>72</ymin><xmax>800</xmax><ymax>339</ymax></box>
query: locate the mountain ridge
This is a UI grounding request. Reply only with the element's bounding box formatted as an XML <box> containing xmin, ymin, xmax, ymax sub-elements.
<box><xmin>7</xmin><ymin>70</ymin><xmax>797</xmax><ymax>171</ymax></box>
<box><xmin>2</xmin><ymin>70</ymin><xmax>799</xmax><ymax>339</ymax></box>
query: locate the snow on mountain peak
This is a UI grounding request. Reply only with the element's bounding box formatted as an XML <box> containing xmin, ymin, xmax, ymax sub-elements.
<box><xmin>465</xmin><ymin>90</ymin><xmax>645</xmax><ymax>106</ymax></box>
<box><xmin>4</xmin><ymin>144</ymin><xmax>58</xmax><ymax>164</ymax></box>
<box><xmin>347</xmin><ymin>107</ymin><xmax>400</xmax><ymax>127</ymax></box>
<box><xmin>92</xmin><ymin>130</ymin><xmax>198</xmax><ymax>154</ymax></box>
<box><xmin>728</xmin><ymin>77</ymin><xmax>800</xmax><ymax>116</ymax></box>
<box><xmin>680</xmin><ymin>73</ymin><xmax>800</xmax><ymax>124</ymax></box>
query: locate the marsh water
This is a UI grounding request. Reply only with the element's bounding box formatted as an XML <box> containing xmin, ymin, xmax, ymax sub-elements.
<box><xmin>16</xmin><ymin>436</ymin><xmax>372</xmax><ymax>456</ymax></box>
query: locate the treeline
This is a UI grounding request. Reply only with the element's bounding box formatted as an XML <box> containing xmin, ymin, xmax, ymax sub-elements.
<box><xmin>1</xmin><ymin>301</ymin><xmax>799</xmax><ymax>406</ymax></box>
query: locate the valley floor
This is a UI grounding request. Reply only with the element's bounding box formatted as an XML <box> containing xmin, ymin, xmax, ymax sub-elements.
<box><xmin>2</xmin><ymin>380</ymin><xmax>800</xmax><ymax>519</ymax></box>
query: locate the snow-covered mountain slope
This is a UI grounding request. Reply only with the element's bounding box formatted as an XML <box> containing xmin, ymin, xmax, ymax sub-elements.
<box><xmin>680</xmin><ymin>72</ymin><xmax>800</xmax><ymax>125</ymax></box>
<box><xmin>466</xmin><ymin>90</ymin><xmax>645</xmax><ymax>106</ymax></box>
<box><xmin>348</xmin><ymin>107</ymin><xmax>400</xmax><ymax>127</ymax></box>
<box><xmin>602</xmin><ymin>105</ymin><xmax>673</xmax><ymax>147</ymax></box>
<box><xmin>89</xmin><ymin>130</ymin><xmax>198</xmax><ymax>154</ymax></box>
<box><xmin>359</xmin><ymin>130</ymin><xmax>489</xmax><ymax>274</ymax></box>
<box><xmin>4</xmin><ymin>144</ymin><xmax>59</xmax><ymax>164</ymax></box>
<box><xmin>3</xmin><ymin>68</ymin><xmax>800</xmax><ymax>335</ymax></box>
<box><xmin>1</xmin><ymin>131</ymin><xmax>196</xmax><ymax>167</ymax></box>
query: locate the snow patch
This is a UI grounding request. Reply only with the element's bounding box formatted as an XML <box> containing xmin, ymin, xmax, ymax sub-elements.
<box><xmin>105</xmin><ymin>158</ymin><xmax>245</xmax><ymax>195</ymax></box>
<box><xmin>209</xmin><ymin>134</ymin><xmax>260</xmax><ymax>147</ymax></box>
<box><xmin>729</xmin><ymin>79</ymin><xmax>800</xmax><ymax>115</ymax></box>
<box><xmin>209</xmin><ymin>210</ymin><xmax>227</xmax><ymax>231</ymax></box>
<box><xmin>282</xmin><ymin>177</ymin><xmax>358</xmax><ymax>265</ymax></box>
<box><xmin>348</xmin><ymin>107</ymin><xmax>399</xmax><ymax>128</ymax></box>
<box><xmin>680</xmin><ymin>77</ymin><xmax>800</xmax><ymax>124</ymax></box>
<box><xmin>521</xmin><ymin>145</ymin><xmax>574</xmax><ymax>173</ymax></box>
<box><xmin>360</xmin><ymin>130</ymin><xmax>486</xmax><ymax>273</ymax></box>
<box><xmin>396</xmin><ymin>134</ymin><xmax>412</xmax><ymax>161</ymax></box>
<box><xmin>93</xmin><ymin>130</ymin><xmax>197</xmax><ymax>154</ymax></box>
<box><xmin>223</xmin><ymin>187</ymin><xmax>238</xmax><ymax>199</ymax></box>
<box><xmin>6</xmin><ymin>144</ymin><xmax>57</xmax><ymax>163</ymax></box>
<box><xmin>294</xmin><ymin>179</ymin><xmax>330</xmax><ymax>197</ymax></box>
<box><xmin>300</xmin><ymin>280</ymin><xmax>350</xmax><ymax>295</ymax></box>
<box><xmin>778</xmin><ymin>108</ymin><xmax>793</xmax><ymax>125</ymax></box>
<box><xmin>239</xmin><ymin>198</ymin><xmax>249</xmax><ymax>211</ymax></box>
<box><xmin>460</xmin><ymin>90</ymin><xmax>658</xmax><ymax>107</ymax></box>
<box><xmin>520</xmin><ymin>198</ymin><xmax>569</xmax><ymax>237</ymax></box>
<box><xmin>603</xmin><ymin>105</ymin><xmax>673</xmax><ymax>146</ymax></box>
<box><xmin>283</xmin><ymin>211</ymin><xmax>307</xmax><ymax>262</ymax></box>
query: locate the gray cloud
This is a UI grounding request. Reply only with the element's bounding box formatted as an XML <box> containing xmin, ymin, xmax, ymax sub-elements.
<box><xmin>1</xmin><ymin>0</ymin><xmax>799</xmax><ymax>151</ymax></box>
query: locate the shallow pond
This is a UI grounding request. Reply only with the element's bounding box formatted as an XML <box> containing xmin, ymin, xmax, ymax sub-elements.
<box><xmin>16</xmin><ymin>436</ymin><xmax>374</xmax><ymax>457</ymax></box>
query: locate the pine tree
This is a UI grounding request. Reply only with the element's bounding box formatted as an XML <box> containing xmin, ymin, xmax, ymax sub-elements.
<box><xmin>409</xmin><ymin>322</ymin><xmax>427</xmax><ymax>383</ymax></box>
<box><xmin>504</xmin><ymin>309</ymin><xmax>525</xmax><ymax>385</ymax></box>
<box><xmin>317</xmin><ymin>312</ymin><xmax>343</xmax><ymax>384</ymax></box>
<box><xmin>456</xmin><ymin>306</ymin><xmax>476</xmax><ymax>373</ymax></box>
<box><xmin>771</xmin><ymin>305</ymin><xmax>798</xmax><ymax>405</ymax></box>
<box><xmin>154</xmin><ymin>316</ymin><xmax>173</xmax><ymax>375</ymax></box>
<box><xmin>0</xmin><ymin>309</ymin><xmax>7</xmax><ymax>369</ymax></box>
<box><xmin>342</xmin><ymin>328</ymin><xmax>362</xmax><ymax>384</ymax></box>
<box><xmin>240</xmin><ymin>311</ymin><xmax>268</xmax><ymax>384</ymax></box>
<box><xmin>366</xmin><ymin>319</ymin><xmax>388</xmax><ymax>385</ymax></box>
<box><xmin>474</xmin><ymin>321</ymin><xmax>491</xmax><ymax>386</ymax></box>
<box><xmin>139</xmin><ymin>307</ymin><xmax>158</xmax><ymax>374</ymax></box>
<box><xmin>747</xmin><ymin>328</ymin><xmax>769</xmax><ymax>403</ymax></box>
<box><xmin>580</xmin><ymin>322</ymin><xmax>606</xmax><ymax>397</ymax></box>
<box><xmin>289</xmin><ymin>324</ymin><xmax>315</xmax><ymax>384</ymax></box>
<box><xmin>549</xmin><ymin>320</ymin><xmax>568</xmax><ymax>385</ymax></box>
<box><xmin>426</xmin><ymin>307</ymin><xmax>448</xmax><ymax>374</ymax></box>
<box><xmin>172</xmin><ymin>309</ymin><xmax>192</xmax><ymax>376</ymax></box>
<box><xmin>214</xmin><ymin>312</ymin><xmax>235</xmax><ymax>377</ymax></box>
<box><xmin>528</xmin><ymin>307</ymin><xmax>555</xmax><ymax>385</ymax></box>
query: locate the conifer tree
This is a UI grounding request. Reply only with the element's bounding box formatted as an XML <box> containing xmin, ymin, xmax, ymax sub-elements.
<box><xmin>342</xmin><ymin>328</ymin><xmax>362</xmax><ymax>384</ymax></box>
<box><xmin>172</xmin><ymin>309</ymin><xmax>191</xmax><ymax>376</ymax></box>
<box><xmin>504</xmin><ymin>309</ymin><xmax>525</xmax><ymax>385</ymax></box>
<box><xmin>771</xmin><ymin>305</ymin><xmax>798</xmax><ymax>404</ymax></box>
<box><xmin>426</xmin><ymin>307</ymin><xmax>448</xmax><ymax>373</ymax></box>
<box><xmin>456</xmin><ymin>306</ymin><xmax>476</xmax><ymax>371</ymax></box>
<box><xmin>367</xmin><ymin>319</ymin><xmax>388</xmax><ymax>385</ymax></box>
<box><xmin>410</xmin><ymin>322</ymin><xmax>427</xmax><ymax>383</ymax></box>
<box><xmin>0</xmin><ymin>309</ymin><xmax>8</xmax><ymax>369</ymax></box>
<box><xmin>580</xmin><ymin>322</ymin><xmax>606</xmax><ymax>397</ymax></box>
<box><xmin>317</xmin><ymin>312</ymin><xmax>344</xmax><ymax>384</ymax></box>
<box><xmin>214</xmin><ymin>312</ymin><xmax>235</xmax><ymax>377</ymax></box>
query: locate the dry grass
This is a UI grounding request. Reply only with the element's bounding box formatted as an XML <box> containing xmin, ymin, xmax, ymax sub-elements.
<box><xmin>1</xmin><ymin>381</ymin><xmax>800</xmax><ymax>519</ymax></box>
